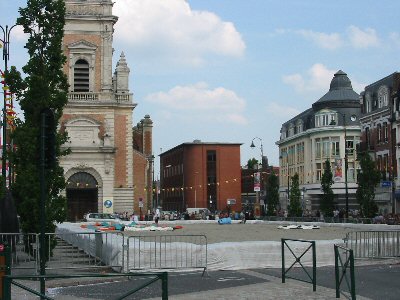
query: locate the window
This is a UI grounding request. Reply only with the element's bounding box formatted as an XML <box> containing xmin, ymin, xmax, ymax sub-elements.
<box><xmin>331</xmin><ymin>140</ymin><xmax>340</xmax><ymax>156</ymax></box>
<box><xmin>345</xmin><ymin>137</ymin><xmax>354</xmax><ymax>155</ymax></box>
<box><xmin>316</xmin><ymin>139</ymin><xmax>321</xmax><ymax>157</ymax></box>
<box><xmin>74</xmin><ymin>59</ymin><xmax>90</xmax><ymax>92</ymax></box>
<box><xmin>316</xmin><ymin>163</ymin><xmax>322</xmax><ymax>181</ymax></box>
<box><xmin>383</xmin><ymin>122</ymin><xmax>388</xmax><ymax>142</ymax></box>
<box><xmin>378</xmin><ymin>86</ymin><xmax>388</xmax><ymax>108</ymax></box>
<box><xmin>207</xmin><ymin>151</ymin><xmax>216</xmax><ymax>162</ymax></box>
<box><xmin>366</xmin><ymin>127</ymin><xmax>370</xmax><ymax>146</ymax></box>
<box><xmin>315</xmin><ymin>110</ymin><xmax>336</xmax><ymax>128</ymax></box>
<box><xmin>377</xmin><ymin>123</ymin><xmax>382</xmax><ymax>143</ymax></box>
<box><xmin>322</xmin><ymin>138</ymin><xmax>330</xmax><ymax>157</ymax></box>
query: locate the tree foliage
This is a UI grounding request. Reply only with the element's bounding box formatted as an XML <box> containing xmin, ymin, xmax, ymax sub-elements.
<box><xmin>356</xmin><ymin>152</ymin><xmax>380</xmax><ymax>218</ymax></box>
<box><xmin>320</xmin><ymin>159</ymin><xmax>334</xmax><ymax>217</ymax></box>
<box><xmin>247</xmin><ymin>158</ymin><xmax>258</xmax><ymax>170</ymax></box>
<box><xmin>266</xmin><ymin>171</ymin><xmax>279</xmax><ymax>216</ymax></box>
<box><xmin>6</xmin><ymin>0</ymin><xmax>68</xmax><ymax>234</ymax></box>
<box><xmin>288</xmin><ymin>173</ymin><xmax>302</xmax><ymax>217</ymax></box>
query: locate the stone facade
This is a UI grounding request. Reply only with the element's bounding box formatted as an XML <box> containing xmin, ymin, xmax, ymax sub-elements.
<box><xmin>60</xmin><ymin>0</ymin><xmax>152</xmax><ymax>220</ymax></box>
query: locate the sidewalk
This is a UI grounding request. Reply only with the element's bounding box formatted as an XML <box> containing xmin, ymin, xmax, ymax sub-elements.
<box><xmin>9</xmin><ymin>269</ymin><xmax>372</xmax><ymax>300</ymax></box>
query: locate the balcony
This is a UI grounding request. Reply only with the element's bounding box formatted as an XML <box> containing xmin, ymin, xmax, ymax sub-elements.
<box><xmin>68</xmin><ymin>92</ymin><xmax>133</xmax><ymax>104</ymax></box>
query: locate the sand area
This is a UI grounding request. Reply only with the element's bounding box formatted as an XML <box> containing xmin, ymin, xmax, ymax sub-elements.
<box><xmin>123</xmin><ymin>221</ymin><xmax>353</xmax><ymax>244</ymax></box>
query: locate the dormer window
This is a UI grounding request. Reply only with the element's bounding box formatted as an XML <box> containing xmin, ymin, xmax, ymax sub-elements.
<box><xmin>378</xmin><ymin>86</ymin><xmax>388</xmax><ymax>108</ymax></box>
<box><xmin>74</xmin><ymin>59</ymin><xmax>89</xmax><ymax>92</ymax></box>
<box><xmin>315</xmin><ymin>110</ymin><xmax>336</xmax><ymax>127</ymax></box>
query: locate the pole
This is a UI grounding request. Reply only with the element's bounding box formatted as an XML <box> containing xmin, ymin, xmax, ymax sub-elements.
<box><xmin>39</xmin><ymin>112</ymin><xmax>46</xmax><ymax>299</ymax></box>
<box><xmin>343</xmin><ymin>114</ymin><xmax>349</xmax><ymax>219</ymax></box>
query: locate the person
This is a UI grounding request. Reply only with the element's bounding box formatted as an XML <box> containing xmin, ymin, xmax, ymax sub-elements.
<box><xmin>155</xmin><ymin>207</ymin><xmax>160</xmax><ymax>225</ymax></box>
<box><xmin>240</xmin><ymin>211</ymin><xmax>246</xmax><ymax>224</ymax></box>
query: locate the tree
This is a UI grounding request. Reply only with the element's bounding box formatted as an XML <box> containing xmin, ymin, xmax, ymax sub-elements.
<box><xmin>320</xmin><ymin>159</ymin><xmax>334</xmax><ymax>217</ymax></box>
<box><xmin>288</xmin><ymin>173</ymin><xmax>302</xmax><ymax>217</ymax></box>
<box><xmin>266</xmin><ymin>171</ymin><xmax>279</xmax><ymax>216</ymax></box>
<box><xmin>247</xmin><ymin>158</ymin><xmax>258</xmax><ymax>170</ymax></box>
<box><xmin>6</xmin><ymin>0</ymin><xmax>69</xmax><ymax>235</ymax></box>
<box><xmin>356</xmin><ymin>151</ymin><xmax>380</xmax><ymax>218</ymax></box>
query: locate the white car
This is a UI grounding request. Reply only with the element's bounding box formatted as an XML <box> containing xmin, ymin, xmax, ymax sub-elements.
<box><xmin>83</xmin><ymin>213</ymin><xmax>120</xmax><ymax>222</ymax></box>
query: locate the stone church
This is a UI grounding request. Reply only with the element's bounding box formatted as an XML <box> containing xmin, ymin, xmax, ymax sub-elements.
<box><xmin>60</xmin><ymin>0</ymin><xmax>153</xmax><ymax>220</ymax></box>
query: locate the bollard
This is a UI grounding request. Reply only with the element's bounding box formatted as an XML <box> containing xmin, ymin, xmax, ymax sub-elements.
<box><xmin>0</xmin><ymin>243</ymin><xmax>11</xmax><ymax>300</ymax></box>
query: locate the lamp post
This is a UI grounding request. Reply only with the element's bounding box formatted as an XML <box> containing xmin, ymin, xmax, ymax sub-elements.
<box><xmin>341</xmin><ymin>113</ymin><xmax>357</xmax><ymax>219</ymax></box>
<box><xmin>0</xmin><ymin>24</ymin><xmax>17</xmax><ymax>188</ymax></box>
<box><xmin>250</xmin><ymin>137</ymin><xmax>264</xmax><ymax>217</ymax></box>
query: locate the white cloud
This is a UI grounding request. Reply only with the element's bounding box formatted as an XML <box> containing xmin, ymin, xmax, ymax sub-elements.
<box><xmin>266</xmin><ymin>102</ymin><xmax>300</xmax><ymax>119</ymax></box>
<box><xmin>283</xmin><ymin>64</ymin><xmax>366</xmax><ymax>94</ymax></box>
<box><xmin>114</xmin><ymin>0</ymin><xmax>245</xmax><ymax>66</ymax></box>
<box><xmin>146</xmin><ymin>82</ymin><xmax>247</xmax><ymax>125</ymax></box>
<box><xmin>347</xmin><ymin>25</ymin><xmax>380</xmax><ymax>48</ymax></box>
<box><xmin>297</xmin><ymin>30</ymin><xmax>343</xmax><ymax>50</ymax></box>
<box><xmin>283</xmin><ymin>63</ymin><xmax>335</xmax><ymax>93</ymax></box>
<box><xmin>389</xmin><ymin>32</ymin><xmax>400</xmax><ymax>48</ymax></box>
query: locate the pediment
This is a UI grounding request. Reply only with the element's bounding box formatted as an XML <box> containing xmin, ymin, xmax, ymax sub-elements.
<box><xmin>66</xmin><ymin>117</ymin><xmax>101</xmax><ymax>127</ymax></box>
<box><xmin>68</xmin><ymin>40</ymin><xmax>98</xmax><ymax>51</ymax></box>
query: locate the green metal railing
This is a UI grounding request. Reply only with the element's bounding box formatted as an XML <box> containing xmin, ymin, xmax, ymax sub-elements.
<box><xmin>281</xmin><ymin>238</ymin><xmax>316</xmax><ymax>291</ymax></box>
<box><xmin>2</xmin><ymin>272</ymin><xmax>168</xmax><ymax>300</ymax></box>
<box><xmin>334</xmin><ymin>244</ymin><xmax>355</xmax><ymax>300</ymax></box>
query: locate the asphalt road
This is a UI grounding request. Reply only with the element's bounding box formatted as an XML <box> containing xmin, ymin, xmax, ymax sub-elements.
<box><xmin>47</xmin><ymin>264</ymin><xmax>400</xmax><ymax>300</ymax></box>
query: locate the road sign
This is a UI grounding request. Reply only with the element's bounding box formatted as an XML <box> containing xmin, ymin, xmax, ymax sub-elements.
<box><xmin>139</xmin><ymin>198</ymin><xmax>144</xmax><ymax>208</ymax></box>
<box><xmin>381</xmin><ymin>181</ymin><xmax>391</xmax><ymax>187</ymax></box>
<box><xmin>227</xmin><ymin>199</ymin><xmax>236</xmax><ymax>205</ymax></box>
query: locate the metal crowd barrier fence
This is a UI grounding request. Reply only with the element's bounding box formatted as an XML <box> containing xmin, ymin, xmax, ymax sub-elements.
<box><xmin>126</xmin><ymin>235</ymin><xmax>207</xmax><ymax>276</ymax></box>
<box><xmin>2</xmin><ymin>272</ymin><xmax>168</xmax><ymax>300</ymax></box>
<box><xmin>281</xmin><ymin>238</ymin><xmax>316</xmax><ymax>291</ymax></box>
<box><xmin>262</xmin><ymin>216</ymin><xmax>373</xmax><ymax>224</ymax></box>
<box><xmin>0</xmin><ymin>233</ymin><xmax>39</xmax><ymax>273</ymax></box>
<box><xmin>334</xmin><ymin>244</ymin><xmax>356</xmax><ymax>300</ymax></box>
<box><xmin>345</xmin><ymin>231</ymin><xmax>400</xmax><ymax>258</ymax></box>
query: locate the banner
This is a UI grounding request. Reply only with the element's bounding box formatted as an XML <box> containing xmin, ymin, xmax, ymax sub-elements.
<box><xmin>254</xmin><ymin>172</ymin><xmax>261</xmax><ymax>191</ymax></box>
<box><xmin>334</xmin><ymin>159</ymin><xmax>342</xmax><ymax>181</ymax></box>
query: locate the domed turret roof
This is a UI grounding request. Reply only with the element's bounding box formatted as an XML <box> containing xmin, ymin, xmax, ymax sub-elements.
<box><xmin>329</xmin><ymin>70</ymin><xmax>353</xmax><ymax>90</ymax></box>
<box><xmin>315</xmin><ymin>70</ymin><xmax>359</xmax><ymax>104</ymax></box>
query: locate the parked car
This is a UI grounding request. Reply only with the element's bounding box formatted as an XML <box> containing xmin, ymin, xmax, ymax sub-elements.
<box><xmin>83</xmin><ymin>213</ymin><xmax>120</xmax><ymax>222</ymax></box>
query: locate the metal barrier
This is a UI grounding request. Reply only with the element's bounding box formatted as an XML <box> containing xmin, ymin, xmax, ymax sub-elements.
<box><xmin>345</xmin><ymin>231</ymin><xmax>400</xmax><ymax>258</ymax></box>
<box><xmin>126</xmin><ymin>235</ymin><xmax>207</xmax><ymax>275</ymax></box>
<box><xmin>2</xmin><ymin>272</ymin><xmax>168</xmax><ymax>300</ymax></box>
<box><xmin>0</xmin><ymin>233</ymin><xmax>39</xmax><ymax>273</ymax></box>
<box><xmin>281</xmin><ymin>238</ymin><xmax>316</xmax><ymax>291</ymax></box>
<box><xmin>50</xmin><ymin>231</ymin><xmax>125</xmax><ymax>272</ymax></box>
<box><xmin>334</xmin><ymin>244</ymin><xmax>356</xmax><ymax>300</ymax></box>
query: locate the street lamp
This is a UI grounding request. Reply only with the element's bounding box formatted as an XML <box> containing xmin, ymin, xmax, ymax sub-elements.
<box><xmin>250</xmin><ymin>137</ymin><xmax>264</xmax><ymax>216</ymax></box>
<box><xmin>342</xmin><ymin>113</ymin><xmax>357</xmax><ymax>219</ymax></box>
<box><xmin>0</xmin><ymin>24</ymin><xmax>17</xmax><ymax>188</ymax></box>
<box><xmin>194</xmin><ymin>171</ymin><xmax>199</xmax><ymax>208</ymax></box>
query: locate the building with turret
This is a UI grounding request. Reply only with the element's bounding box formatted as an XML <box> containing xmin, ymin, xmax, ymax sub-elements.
<box><xmin>59</xmin><ymin>0</ymin><xmax>152</xmax><ymax>220</ymax></box>
<box><xmin>276</xmin><ymin>71</ymin><xmax>361</xmax><ymax>215</ymax></box>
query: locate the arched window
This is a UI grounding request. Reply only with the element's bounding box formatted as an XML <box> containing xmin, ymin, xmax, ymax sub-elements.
<box><xmin>67</xmin><ymin>172</ymin><xmax>98</xmax><ymax>189</ymax></box>
<box><xmin>74</xmin><ymin>59</ymin><xmax>90</xmax><ymax>92</ymax></box>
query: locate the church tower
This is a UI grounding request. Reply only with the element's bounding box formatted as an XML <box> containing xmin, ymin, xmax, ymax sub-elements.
<box><xmin>60</xmin><ymin>0</ymin><xmax>138</xmax><ymax>220</ymax></box>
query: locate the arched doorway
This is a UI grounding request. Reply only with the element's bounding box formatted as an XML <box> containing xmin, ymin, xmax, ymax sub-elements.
<box><xmin>66</xmin><ymin>172</ymin><xmax>98</xmax><ymax>221</ymax></box>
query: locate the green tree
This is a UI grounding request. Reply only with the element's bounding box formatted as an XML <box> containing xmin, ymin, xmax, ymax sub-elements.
<box><xmin>320</xmin><ymin>159</ymin><xmax>334</xmax><ymax>217</ymax></box>
<box><xmin>266</xmin><ymin>171</ymin><xmax>279</xmax><ymax>216</ymax></box>
<box><xmin>356</xmin><ymin>152</ymin><xmax>380</xmax><ymax>218</ymax></box>
<box><xmin>6</xmin><ymin>0</ymin><xmax>69</xmax><ymax>234</ymax></box>
<box><xmin>247</xmin><ymin>158</ymin><xmax>258</xmax><ymax>170</ymax></box>
<box><xmin>288</xmin><ymin>173</ymin><xmax>302</xmax><ymax>217</ymax></box>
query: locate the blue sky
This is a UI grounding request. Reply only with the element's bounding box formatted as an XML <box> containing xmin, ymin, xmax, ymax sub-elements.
<box><xmin>1</xmin><ymin>0</ymin><xmax>400</xmax><ymax>174</ymax></box>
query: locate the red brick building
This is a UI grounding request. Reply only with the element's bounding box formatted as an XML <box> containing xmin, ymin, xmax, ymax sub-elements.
<box><xmin>160</xmin><ymin>141</ymin><xmax>242</xmax><ymax>213</ymax></box>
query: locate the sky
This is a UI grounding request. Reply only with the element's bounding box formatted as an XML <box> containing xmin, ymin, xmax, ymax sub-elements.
<box><xmin>1</xmin><ymin>0</ymin><xmax>400</xmax><ymax>174</ymax></box>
